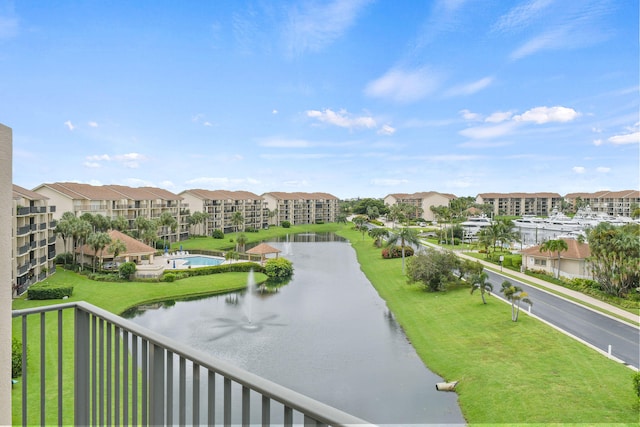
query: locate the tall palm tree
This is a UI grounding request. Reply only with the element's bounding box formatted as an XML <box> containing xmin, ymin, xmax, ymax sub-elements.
<box><xmin>159</xmin><ymin>212</ymin><xmax>178</xmax><ymax>250</ymax></box>
<box><xmin>500</xmin><ymin>280</ymin><xmax>532</xmax><ymax>322</ymax></box>
<box><xmin>87</xmin><ymin>232</ymin><xmax>112</xmax><ymax>272</ymax></box>
<box><xmin>539</xmin><ymin>239</ymin><xmax>569</xmax><ymax>279</ymax></box>
<box><xmin>72</xmin><ymin>218</ymin><xmax>92</xmax><ymax>269</ymax></box>
<box><xmin>235</xmin><ymin>233</ymin><xmax>248</xmax><ymax>252</ymax></box>
<box><xmin>231</xmin><ymin>211</ymin><xmax>244</xmax><ymax>234</ymax></box>
<box><xmin>386</xmin><ymin>227</ymin><xmax>421</xmax><ymax>273</ymax></box>
<box><xmin>107</xmin><ymin>238</ymin><xmax>127</xmax><ymax>264</ymax></box>
<box><xmin>470</xmin><ymin>271</ymin><xmax>493</xmax><ymax>304</ymax></box>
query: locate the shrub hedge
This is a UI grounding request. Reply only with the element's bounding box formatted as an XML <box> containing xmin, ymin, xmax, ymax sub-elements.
<box><xmin>382</xmin><ymin>246</ymin><xmax>414</xmax><ymax>259</ymax></box>
<box><xmin>27</xmin><ymin>283</ymin><xmax>74</xmax><ymax>300</ymax></box>
<box><xmin>161</xmin><ymin>262</ymin><xmax>264</xmax><ymax>281</ymax></box>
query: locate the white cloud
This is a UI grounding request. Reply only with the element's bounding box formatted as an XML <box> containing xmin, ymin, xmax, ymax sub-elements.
<box><xmin>306</xmin><ymin>108</ymin><xmax>376</xmax><ymax>130</ymax></box>
<box><xmin>377</xmin><ymin>124</ymin><xmax>396</xmax><ymax>136</ymax></box>
<box><xmin>370</xmin><ymin>178</ymin><xmax>409</xmax><ymax>186</ymax></box>
<box><xmin>272</xmin><ymin>109</ymin><xmax>278</xmax><ymax>114</ymax></box>
<box><xmin>459</xmin><ymin>109</ymin><xmax>482</xmax><ymax>121</ymax></box>
<box><xmin>282</xmin><ymin>180</ymin><xmax>310</xmax><ymax>188</ymax></box>
<box><xmin>596</xmin><ymin>167</ymin><xmax>610</xmax><ymax>173</ymax></box>
<box><xmin>572</xmin><ymin>166</ymin><xmax>586</xmax><ymax>174</ymax></box>
<box><xmin>493</xmin><ymin>0</ymin><xmax>554</xmax><ymax>33</ymax></box>
<box><xmin>364</xmin><ymin>67</ymin><xmax>441</xmax><ymax>103</ymax></box>
<box><xmin>88</xmin><ymin>121</ymin><xmax>98</xmax><ymax>128</ymax></box>
<box><xmin>459</xmin><ymin>122</ymin><xmax>517</xmax><ymax>139</ymax></box>
<box><xmin>64</xmin><ymin>120</ymin><xmax>75</xmax><ymax>131</ymax></box>
<box><xmin>87</xmin><ymin>154</ymin><xmax>110</xmax><ymax>161</ymax></box>
<box><xmin>608</xmin><ymin>131</ymin><xmax>639</xmax><ymax>145</ymax></box>
<box><xmin>485</xmin><ymin>111</ymin><xmax>513</xmax><ymax>123</ymax></box>
<box><xmin>593</xmin><ymin>139</ymin><xmax>602</xmax><ymax>146</ymax></box>
<box><xmin>284</xmin><ymin>0</ymin><xmax>372</xmax><ymax>56</ymax></box>
<box><xmin>83</xmin><ymin>162</ymin><xmax>101</xmax><ymax>168</ymax></box>
<box><xmin>85</xmin><ymin>152</ymin><xmax>147</xmax><ymax>169</ymax></box>
<box><xmin>513</xmin><ymin>106</ymin><xmax>580</xmax><ymax>124</ymax></box>
<box><xmin>445</xmin><ymin>76</ymin><xmax>494</xmax><ymax>97</ymax></box>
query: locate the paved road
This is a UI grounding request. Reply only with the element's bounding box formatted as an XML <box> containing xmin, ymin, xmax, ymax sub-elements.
<box><xmin>484</xmin><ymin>269</ymin><xmax>639</xmax><ymax>369</ymax></box>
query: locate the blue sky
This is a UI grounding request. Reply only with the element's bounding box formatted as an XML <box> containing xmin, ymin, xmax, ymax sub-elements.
<box><xmin>1</xmin><ymin>0</ymin><xmax>638</xmax><ymax>199</ymax></box>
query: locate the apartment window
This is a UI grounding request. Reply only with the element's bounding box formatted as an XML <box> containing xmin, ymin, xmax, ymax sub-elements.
<box><xmin>533</xmin><ymin>259</ymin><xmax>547</xmax><ymax>266</ymax></box>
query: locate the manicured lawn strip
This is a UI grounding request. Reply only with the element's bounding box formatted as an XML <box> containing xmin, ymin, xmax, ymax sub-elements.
<box><xmin>172</xmin><ymin>223</ymin><xmax>344</xmax><ymax>251</ymax></box>
<box><xmin>12</xmin><ymin>268</ymin><xmax>262</xmax><ymax>425</ymax></box>
<box><xmin>337</xmin><ymin>227</ymin><xmax>639</xmax><ymax>425</ymax></box>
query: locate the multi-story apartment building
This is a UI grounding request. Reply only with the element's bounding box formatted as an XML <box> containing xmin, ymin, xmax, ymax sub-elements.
<box><xmin>261</xmin><ymin>192</ymin><xmax>339</xmax><ymax>226</ymax></box>
<box><xmin>383</xmin><ymin>192</ymin><xmax>456</xmax><ymax>222</ymax></box>
<box><xmin>476</xmin><ymin>192</ymin><xmax>562</xmax><ymax>217</ymax></box>
<box><xmin>32</xmin><ymin>182</ymin><xmax>188</xmax><ymax>244</ymax></box>
<box><xmin>12</xmin><ymin>184</ymin><xmax>57</xmax><ymax>296</ymax></box>
<box><xmin>564</xmin><ymin>190</ymin><xmax>640</xmax><ymax>217</ymax></box>
<box><xmin>179</xmin><ymin>189</ymin><xmax>267</xmax><ymax>234</ymax></box>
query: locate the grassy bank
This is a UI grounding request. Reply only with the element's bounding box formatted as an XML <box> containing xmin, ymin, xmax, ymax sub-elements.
<box><xmin>336</xmin><ymin>227</ymin><xmax>639</xmax><ymax>425</ymax></box>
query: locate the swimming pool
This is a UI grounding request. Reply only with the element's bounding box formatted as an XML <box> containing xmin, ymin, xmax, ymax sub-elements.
<box><xmin>181</xmin><ymin>255</ymin><xmax>224</xmax><ymax>267</ymax></box>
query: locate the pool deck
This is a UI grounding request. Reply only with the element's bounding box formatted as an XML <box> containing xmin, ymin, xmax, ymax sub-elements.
<box><xmin>154</xmin><ymin>252</ymin><xmax>227</xmax><ymax>270</ymax></box>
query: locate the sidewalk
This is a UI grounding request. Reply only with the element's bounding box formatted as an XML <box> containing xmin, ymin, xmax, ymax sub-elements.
<box><xmin>455</xmin><ymin>250</ymin><xmax>639</xmax><ymax>325</ymax></box>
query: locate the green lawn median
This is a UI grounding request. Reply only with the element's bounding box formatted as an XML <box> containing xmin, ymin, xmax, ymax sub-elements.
<box><xmin>336</xmin><ymin>227</ymin><xmax>639</xmax><ymax>425</ymax></box>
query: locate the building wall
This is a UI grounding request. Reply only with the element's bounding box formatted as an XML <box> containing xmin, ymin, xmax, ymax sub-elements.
<box><xmin>0</xmin><ymin>123</ymin><xmax>13</xmax><ymax>424</ymax></box>
<box><xmin>12</xmin><ymin>186</ymin><xmax>57</xmax><ymax>296</ymax></box>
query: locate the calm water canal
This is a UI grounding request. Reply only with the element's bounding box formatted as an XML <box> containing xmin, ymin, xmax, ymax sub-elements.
<box><xmin>125</xmin><ymin>234</ymin><xmax>465</xmax><ymax>425</ymax></box>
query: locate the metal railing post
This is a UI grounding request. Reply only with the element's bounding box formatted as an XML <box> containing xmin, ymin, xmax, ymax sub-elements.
<box><xmin>74</xmin><ymin>308</ymin><xmax>90</xmax><ymax>426</ymax></box>
<box><xmin>148</xmin><ymin>343</ymin><xmax>165</xmax><ymax>426</ymax></box>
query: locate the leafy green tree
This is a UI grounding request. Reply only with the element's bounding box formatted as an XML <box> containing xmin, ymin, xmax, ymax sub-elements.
<box><xmin>405</xmin><ymin>247</ymin><xmax>459</xmax><ymax>291</ymax></box>
<box><xmin>470</xmin><ymin>271</ymin><xmax>493</xmax><ymax>304</ymax></box>
<box><xmin>587</xmin><ymin>222</ymin><xmax>640</xmax><ymax>297</ymax></box>
<box><xmin>457</xmin><ymin>259</ymin><xmax>484</xmax><ymax>280</ymax></box>
<box><xmin>352</xmin><ymin>198</ymin><xmax>388</xmax><ymax>216</ymax></box>
<box><xmin>352</xmin><ymin>215</ymin><xmax>368</xmax><ymax>240</ymax></box>
<box><xmin>366</xmin><ymin>205</ymin><xmax>380</xmax><ymax>220</ymax></box>
<box><xmin>118</xmin><ymin>262</ymin><xmax>136</xmax><ymax>280</ymax></box>
<box><xmin>87</xmin><ymin>232</ymin><xmax>112</xmax><ymax>272</ymax></box>
<box><xmin>539</xmin><ymin>239</ymin><xmax>569</xmax><ymax>279</ymax></box>
<box><xmin>368</xmin><ymin>227</ymin><xmax>389</xmax><ymax>247</ymax></box>
<box><xmin>500</xmin><ymin>280</ymin><xmax>532</xmax><ymax>322</ymax></box>
<box><xmin>386</xmin><ymin>227</ymin><xmax>421</xmax><ymax>273</ymax></box>
<box><xmin>264</xmin><ymin>258</ymin><xmax>294</xmax><ymax>279</ymax></box>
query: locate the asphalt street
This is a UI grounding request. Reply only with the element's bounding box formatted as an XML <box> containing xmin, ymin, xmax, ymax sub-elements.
<box><xmin>484</xmin><ymin>269</ymin><xmax>639</xmax><ymax>369</ymax></box>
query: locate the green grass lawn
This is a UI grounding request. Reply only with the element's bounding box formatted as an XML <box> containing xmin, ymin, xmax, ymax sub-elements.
<box><xmin>336</xmin><ymin>227</ymin><xmax>639</xmax><ymax>425</ymax></box>
<box><xmin>12</xmin><ymin>224</ymin><xmax>640</xmax><ymax>425</ymax></box>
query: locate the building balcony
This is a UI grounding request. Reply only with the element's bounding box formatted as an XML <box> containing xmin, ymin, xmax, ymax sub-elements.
<box><xmin>11</xmin><ymin>302</ymin><xmax>370</xmax><ymax>426</ymax></box>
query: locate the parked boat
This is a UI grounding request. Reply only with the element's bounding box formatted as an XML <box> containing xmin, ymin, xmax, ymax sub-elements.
<box><xmin>460</xmin><ymin>215</ymin><xmax>493</xmax><ymax>239</ymax></box>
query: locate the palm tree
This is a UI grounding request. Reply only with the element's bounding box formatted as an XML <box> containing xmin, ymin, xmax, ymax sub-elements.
<box><xmin>368</xmin><ymin>227</ymin><xmax>389</xmax><ymax>247</ymax></box>
<box><xmin>107</xmin><ymin>238</ymin><xmax>127</xmax><ymax>264</ymax></box>
<box><xmin>539</xmin><ymin>239</ymin><xmax>569</xmax><ymax>279</ymax></box>
<box><xmin>235</xmin><ymin>233</ymin><xmax>248</xmax><ymax>252</ymax></box>
<box><xmin>159</xmin><ymin>212</ymin><xmax>178</xmax><ymax>250</ymax></box>
<box><xmin>500</xmin><ymin>280</ymin><xmax>532</xmax><ymax>322</ymax></box>
<box><xmin>386</xmin><ymin>227</ymin><xmax>421</xmax><ymax>273</ymax></box>
<box><xmin>87</xmin><ymin>232</ymin><xmax>112</xmax><ymax>272</ymax></box>
<box><xmin>352</xmin><ymin>215</ymin><xmax>368</xmax><ymax>240</ymax></box>
<box><xmin>72</xmin><ymin>218</ymin><xmax>92</xmax><ymax>269</ymax></box>
<box><xmin>231</xmin><ymin>211</ymin><xmax>244</xmax><ymax>234</ymax></box>
<box><xmin>470</xmin><ymin>271</ymin><xmax>493</xmax><ymax>304</ymax></box>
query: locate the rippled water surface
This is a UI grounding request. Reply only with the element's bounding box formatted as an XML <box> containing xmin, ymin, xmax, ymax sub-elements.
<box><xmin>127</xmin><ymin>234</ymin><xmax>464</xmax><ymax>425</ymax></box>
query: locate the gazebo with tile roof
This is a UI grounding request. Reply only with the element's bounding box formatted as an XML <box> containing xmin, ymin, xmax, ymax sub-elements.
<box><xmin>76</xmin><ymin>230</ymin><xmax>157</xmax><ymax>267</ymax></box>
<box><xmin>246</xmin><ymin>242</ymin><xmax>281</xmax><ymax>265</ymax></box>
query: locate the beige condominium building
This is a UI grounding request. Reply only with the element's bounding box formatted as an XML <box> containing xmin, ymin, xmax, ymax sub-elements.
<box><xmin>383</xmin><ymin>191</ymin><xmax>456</xmax><ymax>222</ymax></box>
<box><xmin>32</xmin><ymin>182</ymin><xmax>188</xmax><ymax>244</ymax></box>
<box><xmin>476</xmin><ymin>192</ymin><xmax>563</xmax><ymax>217</ymax></box>
<box><xmin>261</xmin><ymin>192</ymin><xmax>339</xmax><ymax>226</ymax></box>
<box><xmin>12</xmin><ymin>184</ymin><xmax>57</xmax><ymax>296</ymax></box>
<box><xmin>564</xmin><ymin>190</ymin><xmax>640</xmax><ymax>217</ymax></box>
<box><xmin>179</xmin><ymin>189</ymin><xmax>267</xmax><ymax>234</ymax></box>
